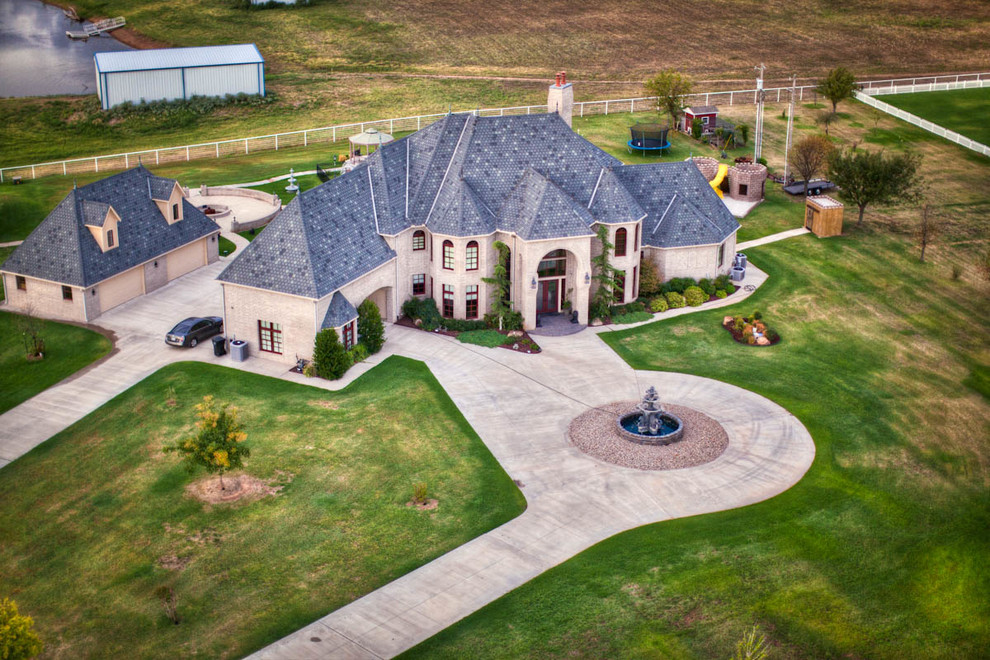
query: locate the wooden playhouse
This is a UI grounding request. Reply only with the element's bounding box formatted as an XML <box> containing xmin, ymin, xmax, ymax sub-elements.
<box><xmin>805</xmin><ymin>195</ymin><xmax>844</xmax><ymax>237</ymax></box>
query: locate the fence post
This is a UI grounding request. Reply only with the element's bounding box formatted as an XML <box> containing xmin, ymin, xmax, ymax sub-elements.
<box><xmin>216</xmin><ymin>143</ymin><xmax>220</xmax><ymax>158</ymax></box>
<box><xmin>63</xmin><ymin>162</ymin><xmax>67</xmax><ymax>176</ymax></box>
<box><xmin>32</xmin><ymin>165</ymin><xmax>36</xmax><ymax>179</ymax></box>
<box><xmin>0</xmin><ymin>170</ymin><xmax>3</xmax><ymax>183</ymax></box>
<box><xmin>186</xmin><ymin>146</ymin><xmax>190</xmax><ymax>161</ymax></box>
<box><xmin>730</xmin><ymin>91</ymin><xmax>733</xmax><ymax>104</ymax></box>
<box><xmin>125</xmin><ymin>154</ymin><xmax>128</xmax><ymax>168</ymax></box>
<box><xmin>390</xmin><ymin>119</ymin><xmax>394</xmax><ymax>132</ymax></box>
<box><xmin>304</xmin><ymin>131</ymin><xmax>308</xmax><ymax>147</ymax></box>
<box><xmin>605</xmin><ymin>101</ymin><xmax>609</xmax><ymax>114</ymax></box>
<box><xmin>156</xmin><ymin>149</ymin><xmax>160</xmax><ymax>165</ymax></box>
<box><xmin>275</xmin><ymin>134</ymin><xmax>279</xmax><ymax>150</ymax></box>
<box><xmin>333</xmin><ymin>126</ymin><xmax>336</xmax><ymax>143</ymax></box>
<box><xmin>580</xmin><ymin>103</ymin><xmax>584</xmax><ymax>117</ymax></box>
<box><xmin>95</xmin><ymin>157</ymin><xmax>99</xmax><ymax>173</ymax></box>
<box><xmin>245</xmin><ymin>139</ymin><xmax>249</xmax><ymax>155</ymax></box>
<box><xmin>417</xmin><ymin>116</ymin><xmax>420</xmax><ymax>130</ymax></box>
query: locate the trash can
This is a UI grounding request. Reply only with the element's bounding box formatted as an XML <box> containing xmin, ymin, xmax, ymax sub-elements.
<box><xmin>730</xmin><ymin>266</ymin><xmax>746</xmax><ymax>282</ymax></box>
<box><xmin>734</xmin><ymin>252</ymin><xmax>747</xmax><ymax>269</ymax></box>
<box><xmin>230</xmin><ymin>339</ymin><xmax>247</xmax><ymax>362</ymax></box>
<box><xmin>212</xmin><ymin>335</ymin><xmax>227</xmax><ymax>357</ymax></box>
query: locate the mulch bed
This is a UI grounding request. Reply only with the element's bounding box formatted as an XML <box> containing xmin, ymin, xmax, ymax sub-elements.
<box><xmin>569</xmin><ymin>402</ymin><xmax>729</xmax><ymax>471</ymax></box>
<box><xmin>396</xmin><ymin>316</ymin><xmax>541</xmax><ymax>354</ymax></box>
<box><xmin>721</xmin><ymin>316</ymin><xmax>782</xmax><ymax>346</ymax></box>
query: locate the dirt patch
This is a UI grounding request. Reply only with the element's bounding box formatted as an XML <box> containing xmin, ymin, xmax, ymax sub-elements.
<box><xmin>308</xmin><ymin>399</ymin><xmax>340</xmax><ymax>409</ymax></box>
<box><xmin>158</xmin><ymin>554</ymin><xmax>191</xmax><ymax>571</ymax></box>
<box><xmin>185</xmin><ymin>473</ymin><xmax>285</xmax><ymax>505</ymax></box>
<box><xmin>406</xmin><ymin>498</ymin><xmax>439</xmax><ymax>511</ymax></box>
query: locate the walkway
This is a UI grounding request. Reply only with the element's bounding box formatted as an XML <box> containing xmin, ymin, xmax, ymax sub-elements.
<box><xmin>737</xmin><ymin>227</ymin><xmax>810</xmax><ymax>251</ymax></box>
<box><xmin>0</xmin><ymin>240</ymin><xmax>23</xmax><ymax>248</ymax></box>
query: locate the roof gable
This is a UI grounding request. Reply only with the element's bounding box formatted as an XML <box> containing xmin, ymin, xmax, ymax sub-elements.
<box><xmin>321</xmin><ymin>292</ymin><xmax>358</xmax><ymax>329</ymax></box>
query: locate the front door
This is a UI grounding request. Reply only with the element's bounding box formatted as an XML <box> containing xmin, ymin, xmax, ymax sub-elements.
<box><xmin>537</xmin><ymin>280</ymin><xmax>559</xmax><ymax>314</ymax></box>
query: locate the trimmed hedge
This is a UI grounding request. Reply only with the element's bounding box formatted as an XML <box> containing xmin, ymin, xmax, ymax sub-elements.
<box><xmin>650</xmin><ymin>297</ymin><xmax>669</xmax><ymax>313</ymax></box>
<box><xmin>664</xmin><ymin>291</ymin><xmax>686</xmax><ymax>308</ymax></box>
<box><xmin>683</xmin><ymin>286</ymin><xmax>707</xmax><ymax>307</ymax></box>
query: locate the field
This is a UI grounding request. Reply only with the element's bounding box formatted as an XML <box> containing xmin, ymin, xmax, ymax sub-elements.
<box><xmin>0</xmin><ymin>359</ymin><xmax>525</xmax><ymax>658</ymax></box>
<box><xmin>2</xmin><ymin>0</ymin><xmax>989</xmax><ymax>166</ymax></box>
<box><xmin>876</xmin><ymin>87</ymin><xmax>990</xmax><ymax>145</ymax></box>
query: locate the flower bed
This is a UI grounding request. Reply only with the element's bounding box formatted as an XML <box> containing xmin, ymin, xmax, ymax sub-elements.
<box><xmin>398</xmin><ymin>298</ymin><xmax>541</xmax><ymax>354</ymax></box>
<box><xmin>722</xmin><ymin>310</ymin><xmax>781</xmax><ymax>346</ymax></box>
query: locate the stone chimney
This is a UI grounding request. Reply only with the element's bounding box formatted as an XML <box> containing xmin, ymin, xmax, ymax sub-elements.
<box><xmin>547</xmin><ymin>70</ymin><xmax>574</xmax><ymax>127</ymax></box>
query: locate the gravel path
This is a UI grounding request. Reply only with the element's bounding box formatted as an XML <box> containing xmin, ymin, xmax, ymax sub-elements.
<box><xmin>569</xmin><ymin>402</ymin><xmax>729</xmax><ymax>471</ymax></box>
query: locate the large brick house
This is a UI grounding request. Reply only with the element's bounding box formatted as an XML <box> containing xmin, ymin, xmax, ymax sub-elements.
<box><xmin>1</xmin><ymin>166</ymin><xmax>220</xmax><ymax>322</ymax></box>
<box><xmin>218</xmin><ymin>112</ymin><xmax>739</xmax><ymax>363</ymax></box>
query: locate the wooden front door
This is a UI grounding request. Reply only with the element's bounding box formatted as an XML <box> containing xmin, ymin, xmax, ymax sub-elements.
<box><xmin>537</xmin><ymin>280</ymin><xmax>559</xmax><ymax>314</ymax></box>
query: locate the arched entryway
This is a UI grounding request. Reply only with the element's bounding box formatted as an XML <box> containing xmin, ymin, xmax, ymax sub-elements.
<box><xmin>536</xmin><ymin>249</ymin><xmax>568</xmax><ymax>315</ymax></box>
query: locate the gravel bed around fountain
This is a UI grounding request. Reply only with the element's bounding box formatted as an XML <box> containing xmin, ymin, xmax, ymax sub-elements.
<box><xmin>569</xmin><ymin>402</ymin><xmax>729</xmax><ymax>471</ymax></box>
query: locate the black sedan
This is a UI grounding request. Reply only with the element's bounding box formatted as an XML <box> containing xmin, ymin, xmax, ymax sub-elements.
<box><xmin>165</xmin><ymin>317</ymin><xmax>223</xmax><ymax>348</ymax></box>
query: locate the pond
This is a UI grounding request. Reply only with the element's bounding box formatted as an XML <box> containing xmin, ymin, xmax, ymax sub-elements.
<box><xmin>0</xmin><ymin>0</ymin><xmax>133</xmax><ymax>98</ymax></box>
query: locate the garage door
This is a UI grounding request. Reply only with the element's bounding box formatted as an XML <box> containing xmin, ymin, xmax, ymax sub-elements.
<box><xmin>167</xmin><ymin>240</ymin><xmax>205</xmax><ymax>281</ymax></box>
<box><xmin>99</xmin><ymin>267</ymin><xmax>144</xmax><ymax>312</ymax></box>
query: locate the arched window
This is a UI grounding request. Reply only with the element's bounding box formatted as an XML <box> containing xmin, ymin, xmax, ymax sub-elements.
<box><xmin>442</xmin><ymin>240</ymin><xmax>454</xmax><ymax>270</ymax></box>
<box><xmin>614</xmin><ymin>228</ymin><xmax>627</xmax><ymax>257</ymax></box>
<box><xmin>465</xmin><ymin>241</ymin><xmax>479</xmax><ymax>271</ymax></box>
<box><xmin>412</xmin><ymin>230</ymin><xmax>426</xmax><ymax>251</ymax></box>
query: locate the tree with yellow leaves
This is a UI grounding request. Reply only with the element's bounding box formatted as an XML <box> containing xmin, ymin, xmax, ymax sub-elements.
<box><xmin>164</xmin><ymin>395</ymin><xmax>250</xmax><ymax>490</ymax></box>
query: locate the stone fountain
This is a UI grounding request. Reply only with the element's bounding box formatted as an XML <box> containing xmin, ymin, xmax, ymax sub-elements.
<box><xmin>617</xmin><ymin>386</ymin><xmax>684</xmax><ymax>445</ymax></box>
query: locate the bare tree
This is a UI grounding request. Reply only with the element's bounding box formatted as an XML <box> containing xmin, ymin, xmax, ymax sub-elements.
<box><xmin>917</xmin><ymin>203</ymin><xmax>940</xmax><ymax>263</ymax></box>
<box><xmin>14</xmin><ymin>306</ymin><xmax>45</xmax><ymax>359</ymax></box>
<box><xmin>788</xmin><ymin>135</ymin><xmax>834</xmax><ymax>196</ymax></box>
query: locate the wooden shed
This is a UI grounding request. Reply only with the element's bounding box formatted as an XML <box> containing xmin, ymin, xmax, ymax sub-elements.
<box><xmin>805</xmin><ymin>195</ymin><xmax>844</xmax><ymax>237</ymax></box>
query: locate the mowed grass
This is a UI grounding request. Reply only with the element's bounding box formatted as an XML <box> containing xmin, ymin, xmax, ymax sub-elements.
<box><xmin>0</xmin><ymin>358</ymin><xmax>525</xmax><ymax>658</ymax></box>
<box><xmin>876</xmin><ymin>87</ymin><xmax>990</xmax><ymax>146</ymax></box>
<box><xmin>405</xmin><ymin>230</ymin><xmax>990</xmax><ymax>659</ymax></box>
<box><xmin>0</xmin><ymin>311</ymin><xmax>112</xmax><ymax>413</ymax></box>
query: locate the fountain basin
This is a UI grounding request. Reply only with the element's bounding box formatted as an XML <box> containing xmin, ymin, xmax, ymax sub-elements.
<box><xmin>617</xmin><ymin>411</ymin><xmax>684</xmax><ymax>446</ymax></box>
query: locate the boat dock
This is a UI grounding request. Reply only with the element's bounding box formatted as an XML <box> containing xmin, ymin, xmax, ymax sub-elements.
<box><xmin>66</xmin><ymin>17</ymin><xmax>125</xmax><ymax>40</ymax></box>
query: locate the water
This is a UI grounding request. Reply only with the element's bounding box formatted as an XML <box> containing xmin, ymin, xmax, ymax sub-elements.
<box><xmin>620</xmin><ymin>413</ymin><xmax>680</xmax><ymax>437</ymax></box>
<box><xmin>0</xmin><ymin>0</ymin><xmax>133</xmax><ymax>98</ymax></box>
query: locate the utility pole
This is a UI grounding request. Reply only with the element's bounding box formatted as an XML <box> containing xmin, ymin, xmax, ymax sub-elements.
<box><xmin>753</xmin><ymin>63</ymin><xmax>767</xmax><ymax>162</ymax></box>
<box><xmin>783</xmin><ymin>75</ymin><xmax>797</xmax><ymax>182</ymax></box>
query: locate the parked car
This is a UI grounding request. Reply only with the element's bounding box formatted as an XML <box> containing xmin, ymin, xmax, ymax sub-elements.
<box><xmin>165</xmin><ymin>317</ymin><xmax>223</xmax><ymax>348</ymax></box>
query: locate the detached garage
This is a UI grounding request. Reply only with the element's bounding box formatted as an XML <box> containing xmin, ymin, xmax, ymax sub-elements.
<box><xmin>94</xmin><ymin>44</ymin><xmax>265</xmax><ymax>110</ymax></box>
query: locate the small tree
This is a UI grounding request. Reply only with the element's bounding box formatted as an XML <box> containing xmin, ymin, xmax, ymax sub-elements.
<box><xmin>164</xmin><ymin>396</ymin><xmax>249</xmax><ymax>490</ymax></box>
<box><xmin>590</xmin><ymin>225</ymin><xmax>623</xmax><ymax>321</ymax></box>
<box><xmin>0</xmin><ymin>598</ymin><xmax>43</xmax><ymax>660</ymax></box>
<box><xmin>816</xmin><ymin>109</ymin><xmax>838</xmax><ymax>136</ymax></box>
<box><xmin>788</xmin><ymin>135</ymin><xmax>834</xmax><ymax>197</ymax></box>
<box><xmin>313</xmin><ymin>327</ymin><xmax>351</xmax><ymax>380</ymax></box>
<box><xmin>481</xmin><ymin>240</ymin><xmax>513</xmax><ymax>330</ymax></box>
<box><xmin>14</xmin><ymin>308</ymin><xmax>45</xmax><ymax>359</ymax></box>
<box><xmin>357</xmin><ymin>299</ymin><xmax>385</xmax><ymax>354</ymax></box>
<box><xmin>815</xmin><ymin>66</ymin><xmax>858</xmax><ymax>113</ymax></box>
<box><xmin>155</xmin><ymin>586</ymin><xmax>180</xmax><ymax>625</ymax></box>
<box><xmin>732</xmin><ymin>624</ymin><xmax>770</xmax><ymax>660</ymax></box>
<box><xmin>916</xmin><ymin>202</ymin><xmax>941</xmax><ymax>263</ymax></box>
<box><xmin>644</xmin><ymin>69</ymin><xmax>693</xmax><ymax>129</ymax></box>
<box><xmin>735</xmin><ymin>121</ymin><xmax>750</xmax><ymax>146</ymax></box>
<box><xmin>828</xmin><ymin>148</ymin><xmax>922</xmax><ymax>226</ymax></box>
<box><xmin>638</xmin><ymin>257</ymin><xmax>662</xmax><ymax>297</ymax></box>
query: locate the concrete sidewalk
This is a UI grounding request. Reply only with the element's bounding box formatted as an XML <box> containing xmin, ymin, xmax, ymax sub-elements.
<box><xmin>737</xmin><ymin>227</ymin><xmax>811</xmax><ymax>251</ymax></box>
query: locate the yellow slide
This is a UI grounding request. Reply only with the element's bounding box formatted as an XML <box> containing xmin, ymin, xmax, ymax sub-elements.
<box><xmin>710</xmin><ymin>163</ymin><xmax>728</xmax><ymax>199</ymax></box>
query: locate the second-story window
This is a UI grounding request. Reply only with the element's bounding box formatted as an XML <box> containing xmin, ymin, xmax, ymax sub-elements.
<box><xmin>465</xmin><ymin>241</ymin><xmax>478</xmax><ymax>271</ymax></box>
<box><xmin>443</xmin><ymin>240</ymin><xmax>454</xmax><ymax>270</ymax></box>
<box><xmin>614</xmin><ymin>228</ymin><xmax>627</xmax><ymax>257</ymax></box>
<box><xmin>412</xmin><ymin>230</ymin><xmax>425</xmax><ymax>251</ymax></box>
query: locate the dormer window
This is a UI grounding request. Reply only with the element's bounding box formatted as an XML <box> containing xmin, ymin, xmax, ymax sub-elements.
<box><xmin>107</xmin><ymin>229</ymin><xmax>115</xmax><ymax>248</ymax></box>
<box><xmin>172</xmin><ymin>203</ymin><xmax>179</xmax><ymax>221</ymax></box>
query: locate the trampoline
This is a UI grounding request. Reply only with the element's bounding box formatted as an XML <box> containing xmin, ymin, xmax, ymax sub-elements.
<box><xmin>628</xmin><ymin>123</ymin><xmax>671</xmax><ymax>155</ymax></box>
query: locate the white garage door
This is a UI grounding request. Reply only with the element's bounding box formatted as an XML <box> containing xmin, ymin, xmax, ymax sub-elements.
<box><xmin>99</xmin><ymin>267</ymin><xmax>144</xmax><ymax>312</ymax></box>
<box><xmin>167</xmin><ymin>240</ymin><xmax>205</xmax><ymax>281</ymax></box>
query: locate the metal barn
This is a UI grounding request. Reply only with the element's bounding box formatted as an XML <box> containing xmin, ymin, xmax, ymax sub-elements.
<box><xmin>94</xmin><ymin>44</ymin><xmax>265</xmax><ymax>110</ymax></box>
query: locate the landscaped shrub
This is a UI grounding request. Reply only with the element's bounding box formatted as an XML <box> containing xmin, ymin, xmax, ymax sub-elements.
<box><xmin>723</xmin><ymin>313</ymin><xmax>781</xmax><ymax>346</ymax></box>
<box><xmin>444</xmin><ymin>318</ymin><xmax>488</xmax><ymax>332</ymax></box>
<box><xmin>348</xmin><ymin>344</ymin><xmax>369</xmax><ymax>364</ymax></box>
<box><xmin>458</xmin><ymin>330</ymin><xmax>514</xmax><ymax>348</ymax></box>
<box><xmin>357</xmin><ymin>300</ymin><xmax>385</xmax><ymax>354</ymax></box>
<box><xmin>714</xmin><ymin>274</ymin><xmax>731</xmax><ymax>290</ymax></box>
<box><xmin>403</xmin><ymin>297</ymin><xmax>443</xmax><ymax>331</ymax></box>
<box><xmin>715</xmin><ymin>289</ymin><xmax>728</xmax><ymax>299</ymax></box>
<box><xmin>638</xmin><ymin>258</ymin><xmax>662</xmax><ymax>296</ymax></box>
<box><xmin>683</xmin><ymin>286</ymin><xmax>707</xmax><ymax>307</ymax></box>
<box><xmin>589</xmin><ymin>299</ymin><xmax>612</xmax><ymax>323</ymax></box>
<box><xmin>664</xmin><ymin>291</ymin><xmax>686</xmax><ymax>308</ymax></box>
<box><xmin>650</xmin><ymin>297</ymin><xmax>669</xmax><ymax>313</ymax></box>
<box><xmin>725</xmin><ymin>283</ymin><xmax>736</xmax><ymax>295</ymax></box>
<box><xmin>765</xmin><ymin>327</ymin><xmax>781</xmax><ymax>343</ymax></box>
<box><xmin>484</xmin><ymin>310</ymin><xmax>523</xmax><ymax>332</ymax></box>
<box><xmin>610</xmin><ymin>302</ymin><xmax>645</xmax><ymax>317</ymax></box>
<box><xmin>662</xmin><ymin>277</ymin><xmax>697</xmax><ymax>295</ymax></box>
<box><xmin>313</xmin><ymin>328</ymin><xmax>351</xmax><ymax>380</ymax></box>
<box><xmin>698</xmin><ymin>278</ymin><xmax>716</xmax><ymax>296</ymax></box>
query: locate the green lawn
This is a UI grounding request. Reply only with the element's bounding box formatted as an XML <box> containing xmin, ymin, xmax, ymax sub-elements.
<box><xmin>0</xmin><ymin>311</ymin><xmax>112</xmax><ymax>414</ymax></box>
<box><xmin>404</xmin><ymin>231</ymin><xmax>990</xmax><ymax>658</ymax></box>
<box><xmin>876</xmin><ymin>87</ymin><xmax>990</xmax><ymax>146</ymax></box>
<box><xmin>217</xmin><ymin>236</ymin><xmax>237</xmax><ymax>257</ymax></box>
<box><xmin>0</xmin><ymin>246</ymin><xmax>14</xmax><ymax>300</ymax></box>
<box><xmin>0</xmin><ymin>358</ymin><xmax>525</xmax><ymax>658</ymax></box>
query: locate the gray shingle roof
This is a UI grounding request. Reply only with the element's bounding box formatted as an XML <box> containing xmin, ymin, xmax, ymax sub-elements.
<box><xmin>218</xmin><ymin>168</ymin><xmax>396</xmax><ymax>298</ymax></box>
<box><xmin>686</xmin><ymin>106</ymin><xmax>718</xmax><ymax>115</ymax></box>
<box><xmin>218</xmin><ymin>113</ymin><xmax>738</xmax><ymax>296</ymax></box>
<box><xmin>614</xmin><ymin>162</ymin><xmax>738</xmax><ymax>248</ymax></box>
<box><xmin>2</xmin><ymin>166</ymin><xmax>218</xmax><ymax>287</ymax></box>
<box><xmin>321</xmin><ymin>291</ymin><xmax>358</xmax><ymax>329</ymax></box>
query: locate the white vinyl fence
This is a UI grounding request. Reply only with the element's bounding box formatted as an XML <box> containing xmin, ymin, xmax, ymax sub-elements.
<box><xmin>853</xmin><ymin>89</ymin><xmax>990</xmax><ymax>157</ymax></box>
<box><xmin>2</xmin><ymin>71</ymin><xmax>988</xmax><ymax>182</ymax></box>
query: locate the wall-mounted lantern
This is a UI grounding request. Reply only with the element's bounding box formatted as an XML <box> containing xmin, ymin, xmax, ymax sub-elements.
<box><xmin>584</xmin><ymin>272</ymin><xmax>591</xmax><ymax>284</ymax></box>
<box><xmin>531</xmin><ymin>277</ymin><xmax>537</xmax><ymax>289</ymax></box>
